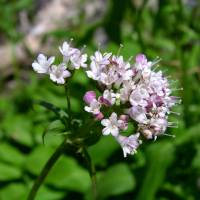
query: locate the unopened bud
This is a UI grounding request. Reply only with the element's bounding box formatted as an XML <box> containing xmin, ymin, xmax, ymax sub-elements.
<box><xmin>83</xmin><ymin>91</ymin><xmax>96</xmax><ymax>105</ymax></box>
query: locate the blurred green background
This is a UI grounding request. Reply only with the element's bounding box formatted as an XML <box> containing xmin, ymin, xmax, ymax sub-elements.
<box><xmin>0</xmin><ymin>0</ymin><xmax>200</xmax><ymax>199</ymax></box>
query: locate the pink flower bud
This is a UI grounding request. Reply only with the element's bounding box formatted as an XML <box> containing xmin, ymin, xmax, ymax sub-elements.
<box><xmin>119</xmin><ymin>115</ymin><xmax>129</xmax><ymax>123</ymax></box>
<box><xmin>135</xmin><ymin>54</ymin><xmax>147</xmax><ymax>64</ymax></box>
<box><xmin>83</xmin><ymin>91</ymin><xmax>96</xmax><ymax>105</ymax></box>
<box><xmin>94</xmin><ymin>112</ymin><xmax>104</xmax><ymax>121</ymax></box>
<box><xmin>119</xmin><ymin>115</ymin><xmax>129</xmax><ymax>130</ymax></box>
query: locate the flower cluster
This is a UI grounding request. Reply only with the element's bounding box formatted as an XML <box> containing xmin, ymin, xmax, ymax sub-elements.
<box><xmin>84</xmin><ymin>51</ymin><xmax>180</xmax><ymax>157</ymax></box>
<box><xmin>32</xmin><ymin>41</ymin><xmax>87</xmax><ymax>84</ymax></box>
<box><xmin>32</xmin><ymin>41</ymin><xmax>180</xmax><ymax>158</ymax></box>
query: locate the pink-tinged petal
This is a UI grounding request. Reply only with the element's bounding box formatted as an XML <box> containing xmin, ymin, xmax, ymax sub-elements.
<box><xmin>94</xmin><ymin>112</ymin><xmax>104</xmax><ymax>121</ymax></box>
<box><xmin>110</xmin><ymin>112</ymin><xmax>117</xmax><ymax>122</ymax></box>
<box><xmin>135</xmin><ymin>54</ymin><xmax>146</xmax><ymax>63</ymax></box>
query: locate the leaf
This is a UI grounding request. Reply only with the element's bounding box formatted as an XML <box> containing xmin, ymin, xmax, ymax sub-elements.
<box><xmin>0</xmin><ymin>183</ymin><xmax>27</xmax><ymax>200</ymax></box>
<box><xmin>0</xmin><ymin>143</ymin><xmax>25</xmax><ymax>167</ymax></box>
<box><xmin>0</xmin><ymin>163</ymin><xmax>21</xmax><ymax>180</ymax></box>
<box><xmin>88</xmin><ymin>136</ymin><xmax>119</xmax><ymax>167</ymax></box>
<box><xmin>35</xmin><ymin>186</ymin><xmax>65</xmax><ymax>200</ymax></box>
<box><xmin>45</xmin><ymin>156</ymin><xmax>91</xmax><ymax>193</ymax></box>
<box><xmin>42</xmin><ymin>120</ymin><xmax>65</xmax><ymax>144</ymax></box>
<box><xmin>192</xmin><ymin>145</ymin><xmax>200</xmax><ymax>169</ymax></box>
<box><xmin>2</xmin><ymin>115</ymin><xmax>33</xmax><ymax>146</ymax></box>
<box><xmin>97</xmin><ymin>163</ymin><xmax>135</xmax><ymax>199</ymax></box>
<box><xmin>25</xmin><ymin>146</ymin><xmax>54</xmax><ymax>175</ymax></box>
<box><xmin>136</xmin><ymin>142</ymin><xmax>175</xmax><ymax>200</ymax></box>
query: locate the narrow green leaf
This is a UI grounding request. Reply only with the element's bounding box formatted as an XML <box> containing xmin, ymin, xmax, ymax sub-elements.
<box><xmin>136</xmin><ymin>142</ymin><xmax>175</xmax><ymax>200</ymax></box>
<box><xmin>35</xmin><ymin>100</ymin><xmax>69</xmax><ymax>127</ymax></box>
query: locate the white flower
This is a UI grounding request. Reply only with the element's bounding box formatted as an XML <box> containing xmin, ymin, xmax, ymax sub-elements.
<box><xmin>100</xmin><ymin>70</ymin><xmax>118</xmax><ymax>86</ymax></box>
<box><xmin>116</xmin><ymin>133</ymin><xmax>142</xmax><ymax>157</ymax></box>
<box><xmin>127</xmin><ymin>106</ymin><xmax>148</xmax><ymax>124</ymax></box>
<box><xmin>70</xmin><ymin>51</ymin><xmax>87</xmax><ymax>69</ymax></box>
<box><xmin>129</xmin><ymin>86</ymin><xmax>149</xmax><ymax>107</ymax></box>
<box><xmin>86</xmin><ymin>61</ymin><xmax>101</xmax><ymax>80</ymax></box>
<box><xmin>86</xmin><ymin>51</ymin><xmax>112</xmax><ymax>81</ymax></box>
<box><xmin>90</xmin><ymin>51</ymin><xmax>111</xmax><ymax>67</ymax></box>
<box><xmin>102</xmin><ymin>90</ymin><xmax>116</xmax><ymax>105</ymax></box>
<box><xmin>112</xmin><ymin>55</ymin><xmax>133</xmax><ymax>80</ymax></box>
<box><xmin>32</xmin><ymin>54</ymin><xmax>55</xmax><ymax>74</ymax></box>
<box><xmin>150</xmin><ymin>118</ymin><xmax>168</xmax><ymax>135</ymax></box>
<box><xmin>101</xmin><ymin>112</ymin><xmax>123</xmax><ymax>136</ymax></box>
<box><xmin>84</xmin><ymin>99</ymin><xmax>101</xmax><ymax>115</ymax></box>
<box><xmin>49</xmin><ymin>63</ymin><xmax>71</xmax><ymax>84</ymax></box>
<box><xmin>59</xmin><ymin>42</ymin><xmax>75</xmax><ymax>62</ymax></box>
<box><xmin>135</xmin><ymin>54</ymin><xmax>152</xmax><ymax>71</ymax></box>
<box><xmin>120</xmin><ymin>80</ymin><xmax>135</xmax><ymax>103</ymax></box>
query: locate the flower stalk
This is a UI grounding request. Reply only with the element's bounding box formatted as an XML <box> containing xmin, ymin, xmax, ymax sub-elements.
<box><xmin>27</xmin><ymin>139</ymin><xmax>68</xmax><ymax>200</ymax></box>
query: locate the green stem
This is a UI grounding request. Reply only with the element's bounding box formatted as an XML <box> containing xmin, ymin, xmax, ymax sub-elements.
<box><xmin>82</xmin><ymin>148</ymin><xmax>97</xmax><ymax>200</ymax></box>
<box><xmin>65</xmin><ymin>84</ymin><xmax>71</xmax><ymax>118</ymax></box>
<box><xmin>27</xmin><ymin>140</ymin><xmax>67</xmax><ymax>200</ymax></box>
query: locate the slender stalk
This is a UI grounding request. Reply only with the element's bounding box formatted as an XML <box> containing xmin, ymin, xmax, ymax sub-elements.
<box><xmin>27</xmin><ymin>140</ymin><xmax>67</xmax><ymax>200</ymax></box>
<box><xmin>82</xmin><ymin>148</ymin><xmax>97</xmax><ymax>200</ymax></box>
<box><xmin>65</xmin><ymin>84</ymin><xmax>71</xmax><ymax>121</ymax></box>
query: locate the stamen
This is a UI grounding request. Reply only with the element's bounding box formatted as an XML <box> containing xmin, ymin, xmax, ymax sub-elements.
<box><xmin>128</xmin><ymin>56</ymin><xmax>133</xmax><ymax>62</ymax></box>
<box><xmin>163</xmin><ymin>133</ymin><xmax>176</xmax><ymax>138</ymax></box>
<box><xmin>152</xmin><ymin>57</ymin><xmax>162</xmax><ymax>66</ymax></box>
<box><xmin>169</xmin><ymin>111</ymin><xmax>180</xmax><ymax>115</ymax></box>
<box><xmin>171</xmin><ymin>88</ymin><xmax>183</xmax><ymax>91</ymax></box>
<box><xmin>81</xmin><ymin>45</ymin><xmax>87</xmax><ymax>53</ymax></box>
<box><xmin>117</xmin><ymin>44</ymin><xmax>124</xmax><ymax>56</ymax></box>
<box><xmin>152</xmin><ymin>64</ymin><xmax>160</xmax><ymax>71</ymax></box>
<box><xmin>69</xmin><ymin>38</ymin><xmax>74</xmax><ymax>45</ymax></box>
<box><xmin>98</xmin><ymin>42</ymin><xmax>102</xmax><ymax>52</ymax></box>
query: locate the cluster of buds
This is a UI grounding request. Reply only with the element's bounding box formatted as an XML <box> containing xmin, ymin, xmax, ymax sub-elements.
<box><xmin>32</xmin><ymin>41</ymin><xmax>87</xmax><ymax>84</ymax></box>
<box><xmin>84</xmin><ymin>51</ymin><xmax>181</xmax><ymax>157</ymax></box>
<box><xmin>32</xmin><ymin>41</ymin><xmax>181</xmax><ymax>157</ymax></box>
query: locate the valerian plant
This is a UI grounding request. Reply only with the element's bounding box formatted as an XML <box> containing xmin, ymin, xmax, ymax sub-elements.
<box><xmin>28</xmin><ymin>40</ymin><xmax>181</xmax><ymax>200</ymax></box>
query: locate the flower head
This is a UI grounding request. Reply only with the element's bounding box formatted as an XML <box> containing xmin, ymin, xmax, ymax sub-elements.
<box><xmin>84</xmin><ymin>50</ymin><xmax>180</xmax><ymax>156</ymax></box>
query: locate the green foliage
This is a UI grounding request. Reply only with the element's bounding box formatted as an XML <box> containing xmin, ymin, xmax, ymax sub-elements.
<box><xmin>97</xmin><ymin>163</ymin><xmax>135</xmax><ymax>199</ymax></box>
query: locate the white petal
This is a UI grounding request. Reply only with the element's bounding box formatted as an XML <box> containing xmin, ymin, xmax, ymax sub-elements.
<box><xmin>63</xmin><ymin>70</ymin><xmax>71</xmax><ymax>78</ymax></box>
<box><xmin>84</xmin><ymin>106</ymin><xmax>91</xmax><ymax>113</ymax></box>
<box><xmin>110</xmin><ymin>112</ymin><xmax>117</xmax><ymax>122</ymax></box>
<box><xmin>101</xmin><ymin>119</ymin><xmax>110</xmax><ymax>127</ymax></box>
<box><xmin>48</xmin><ymin>56</ymin><xmax>55</xmax><ymax>65</ymax></box>
<box><xmin>32</xmin><ymin>62</ymin><xmax>46</xmax><ymax>73</ymax></box>
<box><xmin>38</xmin><ymin>54</ymin><xmax>46</xmax><ymax>63</ymax></box>
<box><xmin>102</xmin><ymin>127</ymin><xmax>111</xmax><ymax>135</ymax></box>
<box><xmin>111</xmin><ymin>127</ymin><xmax>119</xmax><ymax>136</ymax></box>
